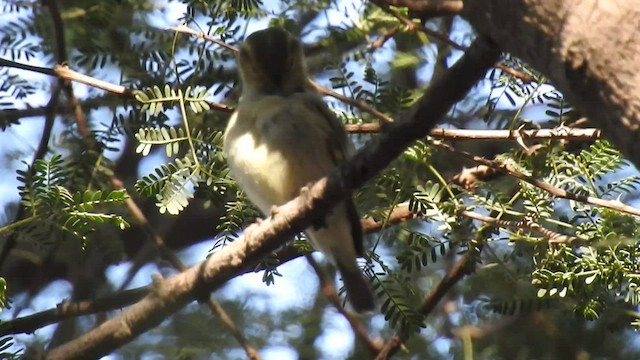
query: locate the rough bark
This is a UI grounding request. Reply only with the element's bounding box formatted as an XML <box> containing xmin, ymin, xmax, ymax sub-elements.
<box><xmin>463</xmin><ymin>0</ymin><xmax>640</xmax><ymax>167</ymax></box>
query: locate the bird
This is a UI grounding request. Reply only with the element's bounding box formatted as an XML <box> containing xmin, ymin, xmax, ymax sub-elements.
<box><xmin>223</xmin><ymin>27</ymin><xmax>374</xmax><ymax>312</ymax></box>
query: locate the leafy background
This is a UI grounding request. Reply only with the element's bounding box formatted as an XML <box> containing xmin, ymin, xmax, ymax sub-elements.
<box><xmin>1</xmin><ymin>0</ymin><xmax>640</xmax><ymax>359</ymax></box>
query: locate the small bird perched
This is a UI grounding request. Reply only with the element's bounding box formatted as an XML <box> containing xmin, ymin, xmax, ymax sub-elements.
<box><xmin>223</xmin><ymin>27</ymin><xmax>374</xmax><ymax>312</ymax></box>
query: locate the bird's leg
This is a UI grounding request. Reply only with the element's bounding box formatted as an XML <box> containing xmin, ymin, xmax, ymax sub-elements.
<box><xmin>268</xmin><ymin>205</ymin><xmax>279</xmax><ymax>219</ymax></box>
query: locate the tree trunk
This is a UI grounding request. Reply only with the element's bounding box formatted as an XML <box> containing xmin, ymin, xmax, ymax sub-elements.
<box><xmin>463</xmin><ymin>0</ymin><xmax>640</xmax><ymax>167</ymax></box>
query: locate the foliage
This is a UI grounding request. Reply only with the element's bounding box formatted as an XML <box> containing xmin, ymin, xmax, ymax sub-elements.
<box><xmin>0</xmin><ymin>335</ymin><xmax>21</xmax><ymax>360</ymax></box>
<box><xmin>15</xmin><ymin>155</ymin><xmax>129</xmax><ymax>247</ymax></box>
<box><xmin>0</xmin><ymin>0</ymin><xmax>639</xmax><ymax>359</ymax></box>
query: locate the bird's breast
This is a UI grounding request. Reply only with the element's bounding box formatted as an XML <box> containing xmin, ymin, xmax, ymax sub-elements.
<box><xmin>223</xmin><ymin>97</ymin><xmax>336</xmax><ymax>213</ymax></box>
<box><xmin>224</xmin><ymin>118</ymin><xmax>293</xmax><ymax>212</ymax></box>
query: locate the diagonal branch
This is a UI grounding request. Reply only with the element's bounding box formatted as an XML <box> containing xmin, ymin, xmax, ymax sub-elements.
<box><xmin>1</xmin><ymin>205</ymin><xmax>415</xmax><ymax>337</ymax></box>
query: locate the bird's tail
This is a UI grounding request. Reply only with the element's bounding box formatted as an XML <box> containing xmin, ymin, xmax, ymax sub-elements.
<box><xmin>307</xmin><ymin>202</ymin><xmax>374</xmax><ymax>312</ymax></box>
<box><xmin>336</xmin><ymin>260</ymin><xmax>375</xmax><ymax>312</ymax></box>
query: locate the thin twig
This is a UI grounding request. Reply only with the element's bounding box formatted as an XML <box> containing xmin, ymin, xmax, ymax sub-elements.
<box><xmin>459</xmin><ymin>210</ymin><xmax>577</xmax><ymax>244</ymax></box>
<box><xmin>168</xmin><ymin>25</ymin><xmax>239</xmax><ymax>54</ymax></box>
<box><xmin>433</xmin><ymin>140</ymin><xmax>640</xmax><ymax>217</ymax></box>
<box><xmin>168</xmin><ymin>25</ymin><xmax>394</xmax><ymax>123</ymax></box>
<box><xmin>0</xmin><ymin>57</ymin><xmax>56</xmax><ymax>75</ymax></box>
<box><xmin>312</xmin><ymin>82</ymin><xmax>394</xmax><ymax>123</ymax></box>
<box><xmin>370</xmin><ymin>0</ymin><xmax>533</xmax><ymax>82</ymax></box>
<box><xmin>450</xmin><ymin>165</ymin><xmax>500</xmax><ymax>190</ymax></box>
<box><xmin>428</xmin><ymin>126</ymin><xmax>599</xmax><ymax>140</ymax></box>
<box><xmin>370</xmin><ymin>25</ymin><xmax>401</xmax><ymax>50</ymax></box>
<box><xmin>0</xmin><ymin>58</ymin><xmax>231</xmax><ymax>112</ymax></box>
<box><xmin>54</xmin><ymin>65</ymin><xmax>133</xmax><ymax>97</ymax></box>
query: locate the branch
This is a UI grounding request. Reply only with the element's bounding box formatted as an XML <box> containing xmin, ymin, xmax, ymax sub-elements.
<box><xmin>44</xmin><ymin>35</ymin><xmax>500</xmax><ymax>360</ymax></box>
<box><xmin>450</xmin><ymin>165</ymin><xmax>501</xmax><ymax>190</ymax></box>
<box><xmin>313</xmin><ymin>82</ymin><xmax>394</xmax><ymax>123</ymax></box>
<box><xmin>383</xmin><ymin>0</ymin><xmax>463</xmax><ymax>18</ymax></box>
<box><xmin>167</xmin><ymin>25</ymin><xmax>239</xmax><ymax>54</ymax></box>
<box><xmin>169</xmin><ymin>25</ymin><xmax>394</xmax><ymax>123</ymax></box>
<box><xmin>370</xmin><ymin>0</ymin><xmax>533</xmax><ymax>82</ymax></box>
<box><xmin>0</xmin><ymin>57</ymin><xmax>55</xmax><ymax>76</ymax></box>
<box><xmin>370</xmin><ymin>25</ymin><xmax>401</xmax><ymax>50</ymax></box>
<box><xmin>459</xmin><ymin>210</ymin><xmax>577</xmax><ymax>244</ymax></box>
<box><xmin>347</xmin><ymin>124</ymin><xmax>601</xmax><ymax>141</ymax></box>
<box><xmin>0</xmin><ymin>58</ymin><xmax>232</xmax><ymax>112</ymax></box>
<box><xmin>1</xmin><ymin>204</ymin><xmax>415</xmax><ymax>338</ymax></box>
<box><xmin>428</xmin><ymin>126</ymin><xmax>599</xmax><ymax>141</ymax></box>
<box><xmin>434</xmin><ymin>140</ymin><xmax>640</xmax><ymax>217</ymax></box>
<box><xmin>0</xmin><ymin>287</ymin><xmax>149</xmax><ymax>336</ymax></box>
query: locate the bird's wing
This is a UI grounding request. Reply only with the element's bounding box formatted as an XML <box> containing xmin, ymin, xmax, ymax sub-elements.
<box><xmin>252</xmin><ymin>94</ymin><xmax>350</xmax><ymax>177</ymax></box>
<box><xmin>289</xmin><ymin>92</ymin><xmax>353</xmax><ymax>163</ymax></box>
<box><xmin>282</xmin><ymin>93</ymin><xmax>364</xmax><ymax>256</ymax></box>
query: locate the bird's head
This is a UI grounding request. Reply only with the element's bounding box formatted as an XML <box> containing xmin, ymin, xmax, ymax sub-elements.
<box><xmin>238</xmin><ymin>27</ymin><xmax>310</xmax><ymax>97</ymax></box>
